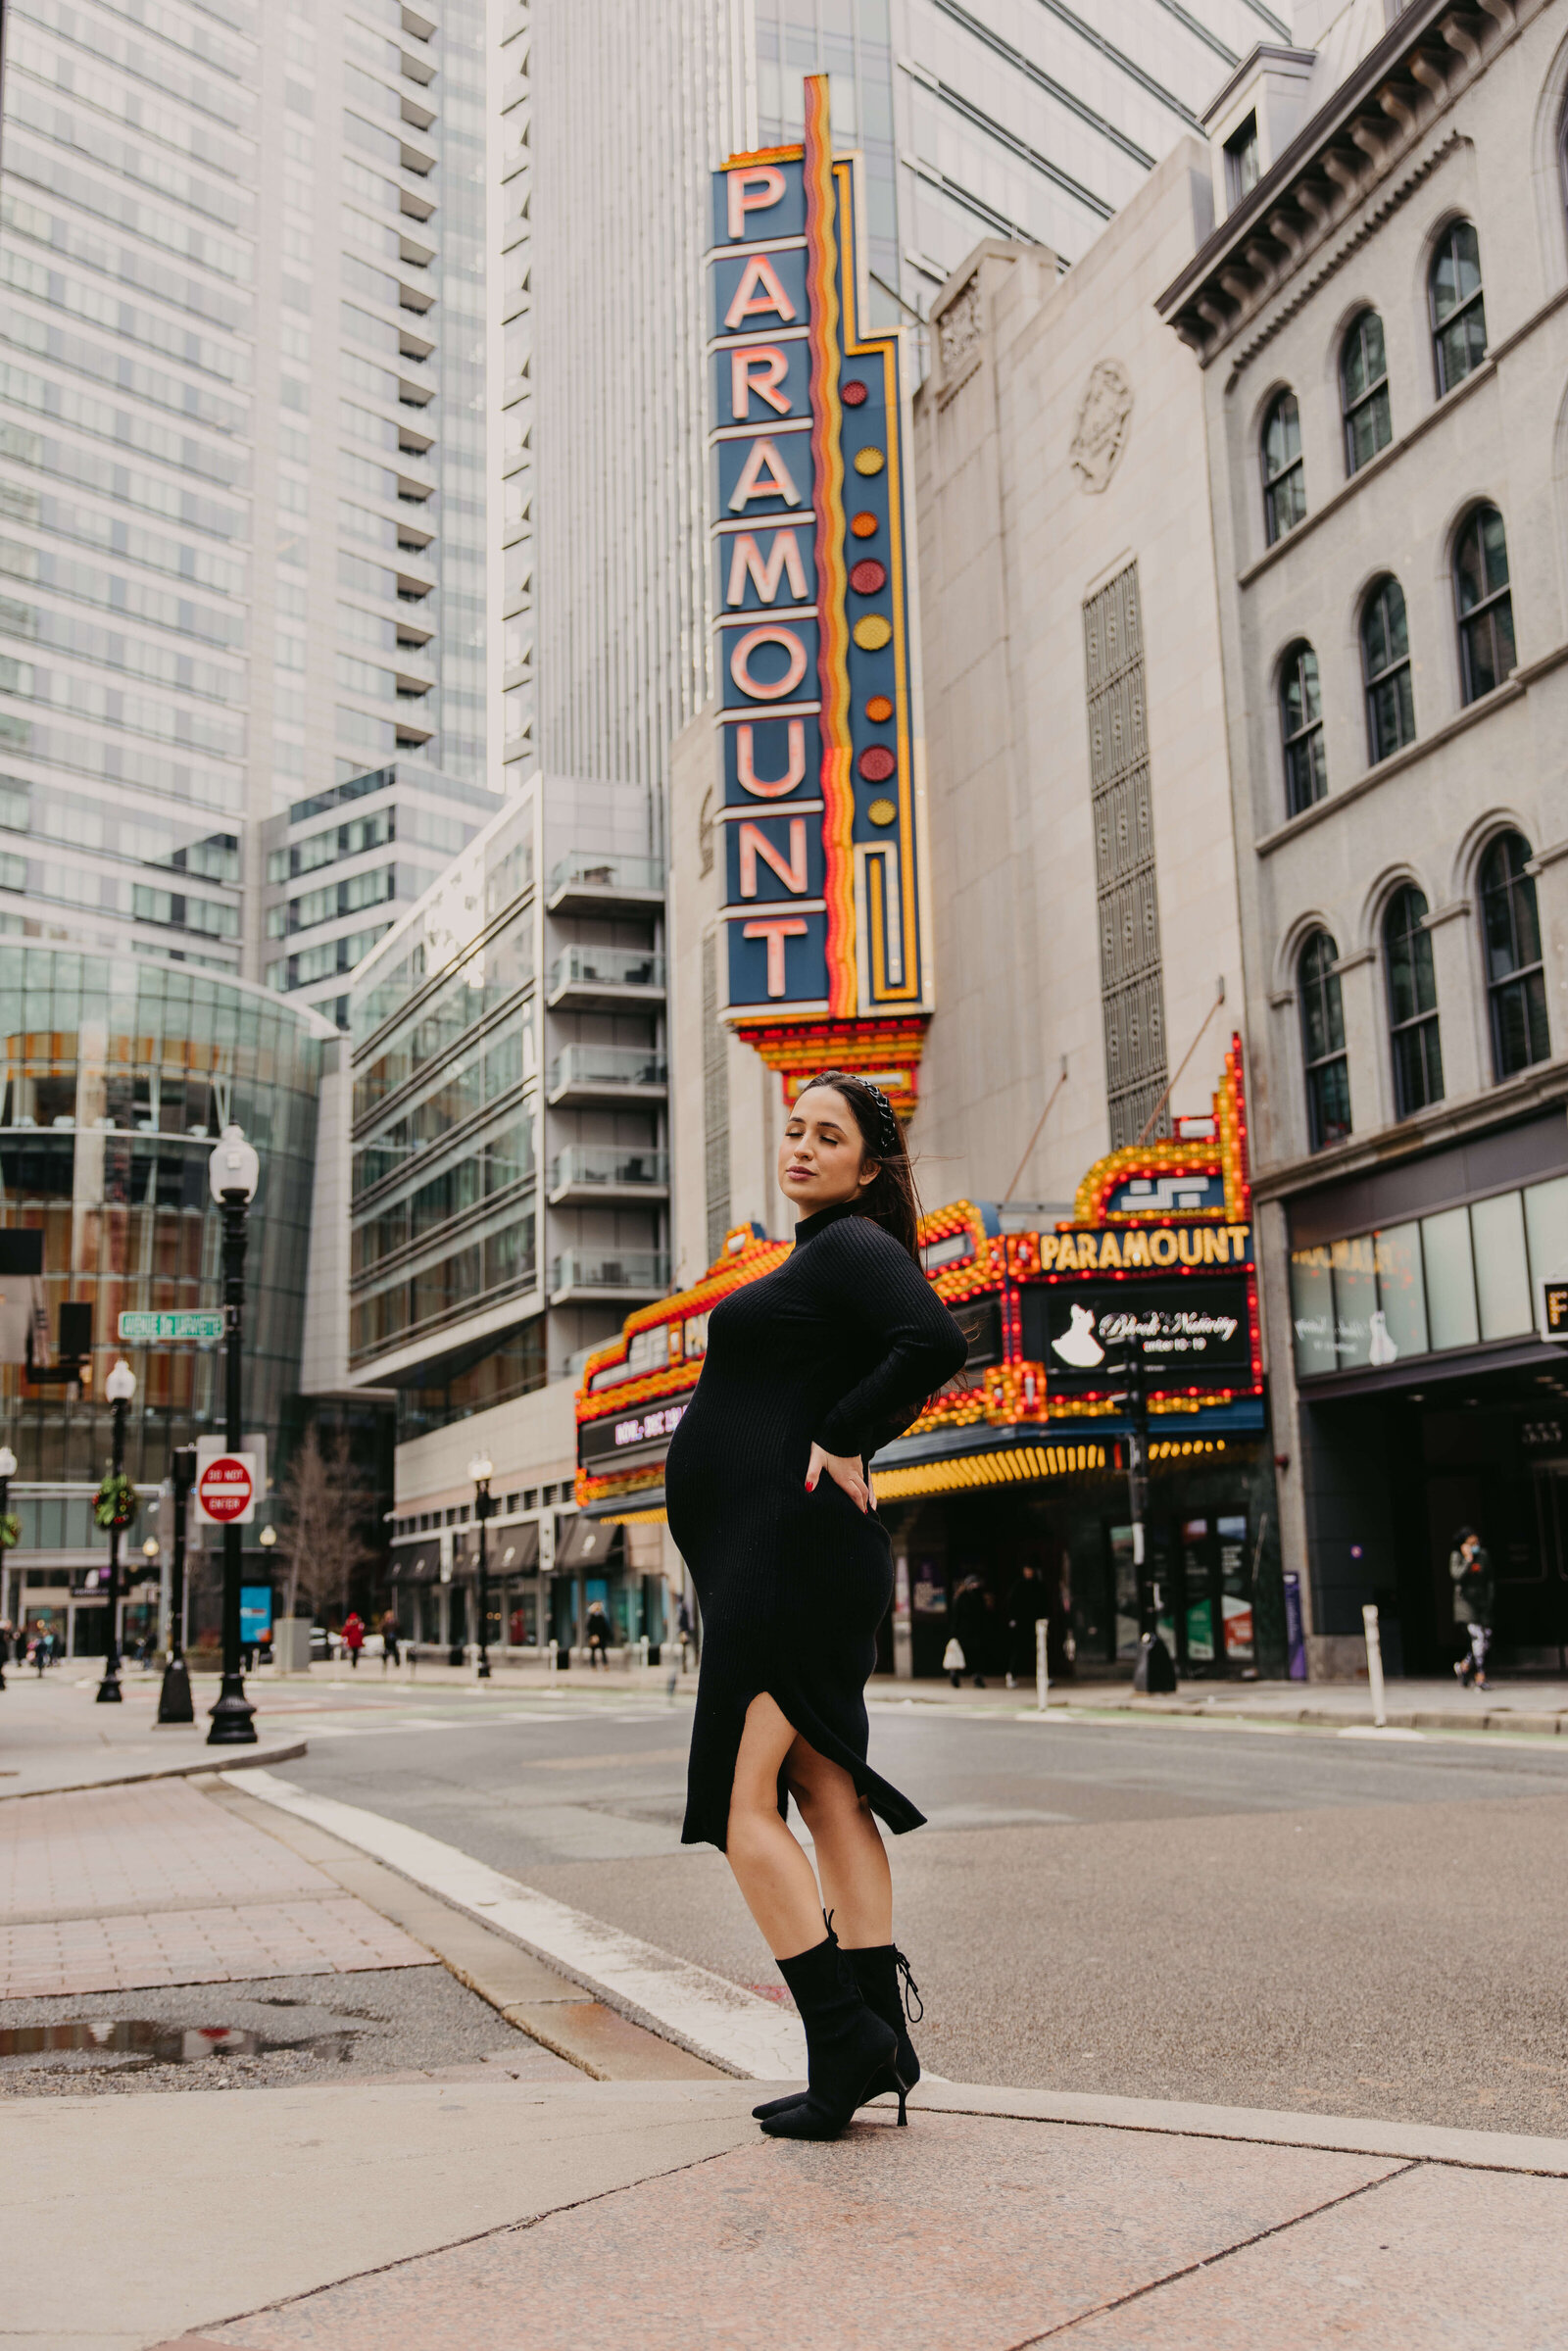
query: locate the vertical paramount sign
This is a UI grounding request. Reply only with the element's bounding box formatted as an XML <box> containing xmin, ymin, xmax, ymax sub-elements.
<box><xmin>707</xmin><ymin>75</ymin><xmax>933</xmax><ymax>1118</ymax></box>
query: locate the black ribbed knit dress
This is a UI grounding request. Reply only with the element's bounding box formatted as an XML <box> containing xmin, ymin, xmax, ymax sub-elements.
<box><xmin>666</xmin><ymin>1200</ymin><xmax>968</xmax><ymax>1851</ymax></box>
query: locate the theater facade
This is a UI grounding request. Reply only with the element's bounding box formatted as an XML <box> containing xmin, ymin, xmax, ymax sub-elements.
<box><xmin>577</xmin><ymin>1040</ymin><xmax>1287</xmax><ymax>1682</ymax></box>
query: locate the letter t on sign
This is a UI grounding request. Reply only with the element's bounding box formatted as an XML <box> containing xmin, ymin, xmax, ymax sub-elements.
<box><xmin>743</xmin><ymin>916</ymin><xmax>808</xmax><ymax>998</ymax></box>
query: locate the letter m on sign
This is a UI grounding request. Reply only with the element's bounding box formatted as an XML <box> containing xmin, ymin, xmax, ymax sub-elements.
<box><xmin>738</xmin><ymin>818</ymin><xmax>808</xmax><ymax>899</ymax></box>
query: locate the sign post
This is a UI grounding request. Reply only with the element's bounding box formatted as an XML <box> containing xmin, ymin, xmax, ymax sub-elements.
<box><xmin>195</xmin><ymin>1452</ymin><xmax>256</xmax><ymax>1528</ymax></box>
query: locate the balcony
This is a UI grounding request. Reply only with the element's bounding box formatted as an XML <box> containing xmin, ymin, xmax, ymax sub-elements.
<box><xmin>551</xmin><ymin>1249</ymin><xmax>669</xmax><ymax>1305</ymax></box>
<box><xmin>546</xmin><ymin>852</ymin><xmax>663</xmax><ymax>916</ymax></box>
<box><xmin>549</xmin><ymin>1146</ymin><xmax>669</xmax><ymax>1206</ymax></box>
<box><xmin>547</xmin><ymin>946</ymin><xmax>666</xmax><ymax>1011</ymax></box>
<box><xmin>546</xmin><ymin>1045</ymin><xmax>667</xmax><ymax>1107</ymax></box>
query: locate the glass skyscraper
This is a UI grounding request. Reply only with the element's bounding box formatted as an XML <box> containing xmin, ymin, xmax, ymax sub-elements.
<box><xmin>0</xmin><ymin>0</ymin><xmax>493</xmax><ymax>1002</ymax></box>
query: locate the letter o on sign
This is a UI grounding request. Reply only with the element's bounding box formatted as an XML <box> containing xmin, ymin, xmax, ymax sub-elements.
<box><xmin>729</xmin><ymin>625</ymin><xmax>808</xmax><ymax>702</ymax></box>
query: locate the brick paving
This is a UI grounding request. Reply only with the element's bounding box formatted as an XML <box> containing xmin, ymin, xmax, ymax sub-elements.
<box><xmin>0</xmin><ymin>1779</ymin><xmax>435</xmax><ymax>1998</ymax></box>
<box><xmin>0</xmin><ymin>1780</ymin><xmax>326</xmax><ymax>1920</ymax></box>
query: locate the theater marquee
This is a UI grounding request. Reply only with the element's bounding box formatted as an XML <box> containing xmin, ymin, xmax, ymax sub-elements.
<box><xmin>707</xmin><ymin>73</ymin><xmax>933</xmax><ymax>1117</ymax></box>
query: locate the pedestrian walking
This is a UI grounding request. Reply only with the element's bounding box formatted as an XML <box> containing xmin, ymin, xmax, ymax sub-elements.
<box><xmin>665</xmin><ymin>1070</ymin><xmax>965</xmax><ymax>2143</ymax></box>
<box><xmin>951</xmin><ymin>1574</ymin><xmax>991</xmax><ymax>1689</ymax></box>
<box><xmin>585</xmin><ymin>1598</ymin><xmax>612</xmax><ymax>1669</ymax></box>
<box><xmin>379</xmin><ymin>1608</ymin><xmax>400</xmax><ymax>1671</ymax></box>
<box><xmin>0</xmin><ymin>1618</ymin><xmax>11</xmax><ymax>1690</ymax></box>
<box><xmin>1004</xmin><ymin>1562</ymin><xmax>1045</xmax><ymax>1690</ymax></box>
<box><xmin>342</xmin><ymin>1610</ymin><xmax>365</xmax><ymax>1670</ymax></box>
<box><xmin>32</xmin><ymin>1622</ymin><xmax>48</xmax><ymax>1675</ymax></box>
<box><xmin>1449</xmin><ymin>1527</ymin><xmax>1494</xmax><ymax>1690</ymax></box>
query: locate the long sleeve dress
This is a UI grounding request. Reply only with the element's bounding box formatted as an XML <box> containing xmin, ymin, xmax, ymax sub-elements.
<box><xmin>665</xmin><ymin>1200</ymin><xmax>968</xmax><ymax>1851</ymax></box>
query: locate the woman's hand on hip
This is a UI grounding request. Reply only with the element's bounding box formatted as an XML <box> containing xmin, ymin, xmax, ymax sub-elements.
<box><xmin>806</xmin><ymin>1444</ymin><xmax>871</xmax><ymax>1513</ymax></box>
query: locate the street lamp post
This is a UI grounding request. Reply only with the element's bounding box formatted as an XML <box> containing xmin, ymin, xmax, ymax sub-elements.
<box><xmin>97</xmin><ymin>1358</ymin><xmax>136</xmax><ymax>1704</ymax></box>
<box><xmin>468</xmin><ymin>1451</ymin><xmax>494</xmax><ymax>1679</ymax></box>
<box><xmin>207</xmin><ymin>1125</ymin><xmax>259</xmax><ymax>1747</ymax></box>
<box><xmin>158</xmin><ymin>1445</ymin><xmax>196</xmax><ymax>1725</ymax></box>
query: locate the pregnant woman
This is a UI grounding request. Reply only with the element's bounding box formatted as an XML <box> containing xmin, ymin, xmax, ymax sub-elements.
<box><xmin>664</xmin><ymin>1071</ymin><xmax>966</xmax><ymax>2141</ymax></box>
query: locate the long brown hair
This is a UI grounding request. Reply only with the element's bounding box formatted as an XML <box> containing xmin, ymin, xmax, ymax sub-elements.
<box><xmin>794</xmin><ymin>1072</ymin><xmax>923</xmax><ymax>1264</ymax></box>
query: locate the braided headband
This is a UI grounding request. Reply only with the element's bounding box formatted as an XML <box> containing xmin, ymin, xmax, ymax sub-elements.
<box><xmin>797</xmin><ymin>1069</ymin><xmax>900</xmax><ymax>1156</ymax></box>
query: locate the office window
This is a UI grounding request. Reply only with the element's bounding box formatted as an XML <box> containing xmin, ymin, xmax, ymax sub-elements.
<box><xmin>1299</xmin><ymin>929</ymin><xmax>1351</xmax><ymax>1150</ymax></box>
<box><xmin>1431</xmin><ymin>220</ymin><xmax>1486</xmax><ymax>395</ymax></box>
<box><xmin>1479</xmin><ymin>831</ymin><xmax>1548</xmax><ymax>1079</ymax></box>
<box><xmin>1361</xmin><ymin>577</ymin><xmax>1414</xmax><ymax>762</ymax></box>
<box><xmin>1383</xmin><ymin>885</ymin><xmax>1443</xmax><ymax>1117</ymax></box>
<box><xmin>1279</xmin><ymin>641</ymin><xmax>1326</xmax><ymax>816</ymax></box>
<box><xmin>1261</xmin><ymin>392</ymin><xmax>1306</xmax><ymax>545</ymax></box>
<box><xmin>1341</xmin><ymin>311</ymin><xmax>1393</xmax><ymax>473</ymax></box>
<box><xmin>1453</xmin><ymin>504</ymin><xmax>1515</xmax><ymax>705</ymax></box>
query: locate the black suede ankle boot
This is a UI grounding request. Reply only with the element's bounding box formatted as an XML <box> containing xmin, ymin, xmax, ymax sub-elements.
<box><xmin>758</xmin><ymin>1934</ymin><xmax>901</xmax><ymax>2142</ymax></box>
<box><xmin>753</xmin><ymin>1942</ymin><xmax>921</xmax><ymax>2123</ymax></box>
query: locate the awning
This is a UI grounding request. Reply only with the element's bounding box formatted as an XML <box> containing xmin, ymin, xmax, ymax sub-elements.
<box><xmin>553</xmin><ymin>1512</ymin><xmax>623</xmax><ymax>1572</ymax></box>
<box><xmin>388</xmin><ymin>1540</ymin><xmax>442</xmax><ymax>1586</ymax></box>
<box><xmin>490</xmin><ymin>1520</ymin><xmax>540</xmax><ymax>1573</ymax></box>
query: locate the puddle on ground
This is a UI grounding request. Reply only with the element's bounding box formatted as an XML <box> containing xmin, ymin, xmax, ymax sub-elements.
<box><xmin>0</xmin><ymin>2017</ymin><xmax>365</xmax><ymax>2072</ymax></box>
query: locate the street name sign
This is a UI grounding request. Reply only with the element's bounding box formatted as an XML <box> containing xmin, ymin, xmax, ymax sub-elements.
<box><xmin>196</xmin><ymin>1451</ymin><xmax>256</xmax><ymax>1527</ymax></box>
<box><xmin>118</xmin><ymin>1311</ymin><xmax>224</xmax><ymax>1343</ymax></box>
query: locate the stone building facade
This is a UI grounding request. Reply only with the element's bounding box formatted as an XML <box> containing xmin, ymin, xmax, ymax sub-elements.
<box><xmin>1160</xmin><ymin>0</ymin><xmax>1568</xmax><ymax>1675</ymax></box>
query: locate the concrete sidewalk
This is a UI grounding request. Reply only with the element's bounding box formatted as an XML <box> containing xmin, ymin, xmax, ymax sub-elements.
<box><xmin>0</xmin><ymin>1671</ymin><xmax>306</xmax><ymax>1797</ymax></box>
<box><xmin>0</xmin><ymin>2073</ymin><xmax>1561</xmax><ymax>2350</ymax></box>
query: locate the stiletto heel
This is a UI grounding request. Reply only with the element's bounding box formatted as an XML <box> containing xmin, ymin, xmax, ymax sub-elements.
<box><xmin>896</xmin><ymin>2079</ymin><xmax>908</xmax><ymax>2125</ymax></box>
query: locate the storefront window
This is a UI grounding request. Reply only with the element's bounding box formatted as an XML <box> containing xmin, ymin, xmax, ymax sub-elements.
<box><xmin>1329</xmin><ymin>1235</ymin><xmax>1377</xmax><ymax>1368</ymax></box>
<box><xmin>1288</xmin><ymin>1248</ymin><xmax>1336</xmax><ymax>1377</ymax></box>
<box><xmin>1420</xmin><ymin>1206</ymin><xmax>1479</xmax><ymax>1352</ymax></box>
<box><xmin>1373</xmin><ymin>1222</ymin><xmax>1428</xmax><ymax>1357</ymax></box>
<box><xmin>1470</xmin><ymin>1190</ymin><xmax>1532</xmax><ymax>1340</ymax></box>
<box><xmin>1524</xmin><ymin>1175</ymin><xmax>1568</xmax><ymax>1293</ymax></box>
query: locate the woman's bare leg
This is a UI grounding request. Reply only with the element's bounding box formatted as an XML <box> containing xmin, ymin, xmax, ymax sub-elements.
<box><xmin>726</xmin><ymin>1693</ymin><xmax>829</xmax><ymax>1959</ymax></box>
<box><xmin>785</xmin><ymin>1739</ymin><xmax>893</xmax><ymax>1948</ymax></box>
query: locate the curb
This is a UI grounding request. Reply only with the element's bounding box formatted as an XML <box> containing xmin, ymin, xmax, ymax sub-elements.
<box><xmin>0</xmin><ymin>1740</ymin><xmax>309</xmax><ymax>1800</ymax></box>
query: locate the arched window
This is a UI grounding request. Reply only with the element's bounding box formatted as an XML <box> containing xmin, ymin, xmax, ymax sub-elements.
<box><xmin>1454</xmin><ymin>504</ymin><xmax>1515</xmax><ymax>705</ymax></box>
<box><xmin>1431</xmin><ymin>221</ymin><xmax>1486</xmax><ymax>395</ymax></box>
<box><xmin>1261</xmin><ymin>391</ymin><xmax>1305</xmax><ymax>545</ymax></box>
<box><xmin>1383</xmin><ymin>886</ymin><xmax>1443</xmax><ymax>1117</ymax></box>
<box><xmin>1361</xmin><ymin>577</ymin><xmax>1414</xmax><ymax>762</ymax></box>
<box><xmin>1341</xmin><ymin>311</ymin><xmax>1392</xmax><ymax>473</ymax></box>
<box><xmin>1479</xmin><ymin>832</ymin><xmax>1549</xmax><ymax>1078</ymax></box>
<box><xmin>1298</xmin><ymin>929</ymin><xmax>1351</xmax><ymax>1150</ymax></box>
<box><xmin>1280</xmin><ymin>641</ymin><xmax>1326</xmax><ymax>816</ymax></box>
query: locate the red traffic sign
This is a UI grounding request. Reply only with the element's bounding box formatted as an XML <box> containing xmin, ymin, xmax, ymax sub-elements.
<box><xmin>197</xmin><ymin>1454</ymin><xmax>254</xmax><ymax>1525</ymax></box>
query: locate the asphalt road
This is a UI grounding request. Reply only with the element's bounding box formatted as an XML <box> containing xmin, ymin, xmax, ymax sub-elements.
<box><xmin>272</xmin><ymin>1683</ymin><xmax>1568</xmax><ymax>2136</ymax></box>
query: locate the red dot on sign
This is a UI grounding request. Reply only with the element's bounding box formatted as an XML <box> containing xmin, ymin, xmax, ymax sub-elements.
<box><xmin>842</xmin><ymin>379</ymin><xmax>868</xmax><ymax>406</ymax></box>
<box><xmin>858</xmin><ymin>746</ymin><xmax>897</xmax><ymax>783</ymax></box>
<box><xmin>865</xmin><ymin>694</ymin><xmax>894</xmax><ymax>722</ymax></box>
<box><xmin>849</xmin><ymin>559</ymin><xmax>887</xmax><ymax>595</ymax></box>
<box><xmin>850</xmin><ymin>512</ymin><xmax>878</xmax><ymax>539</ymax></box>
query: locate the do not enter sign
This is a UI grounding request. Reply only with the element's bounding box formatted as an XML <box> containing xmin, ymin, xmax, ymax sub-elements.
<box><xmin>196</xmin><ymin>1452</ymin><xmax>256</xmax><ymax>1526</ymax></box>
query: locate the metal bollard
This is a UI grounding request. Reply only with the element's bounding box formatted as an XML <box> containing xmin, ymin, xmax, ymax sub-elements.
<box><xmin>1035</xmin><ymin>1616</ymin><xmax>1050</xmax><ymax>1712</ymax></box>
<box><xmin>1362</xmin><ymin>1601</ymin><xmax>1387</xmax><ymax>1728</ymax></box>
<box><xmin>638</xmin><ymin>1634</ymin><xmax>650</xmax><ymax>1673</ymax></box>
<box><xmin>547</xmin><ymin>1637</ymin><xmax>558</xmax><ymax>1682</ymax></box>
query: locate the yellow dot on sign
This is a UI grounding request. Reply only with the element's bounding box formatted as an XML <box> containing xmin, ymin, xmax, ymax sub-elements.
<box><xmin>853</xmin><ymin>447</ymin><xmax>886</xmax><ymax>476</ymax></box>
<box><xmin>867</xmin><ymin>798</ymin><xmax>896</xmax><ymax>825</ymax></box>
<box><xmin>853</xmin><ymin>613</ymin><xmax>892</xmax><ymax>651</ymax></box>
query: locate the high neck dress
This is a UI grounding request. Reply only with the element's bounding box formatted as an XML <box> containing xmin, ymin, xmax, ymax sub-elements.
<box><xmin>665</xmin><ymin>1200</ymin><xmax>967</xmax><ymax>1850</ymax></box>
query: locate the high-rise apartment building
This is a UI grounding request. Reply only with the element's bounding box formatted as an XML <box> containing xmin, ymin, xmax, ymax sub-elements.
<box><xmin>0</xmin><ymin>0</ymin><xmax>493</xmax><ymax>990</ymax></box>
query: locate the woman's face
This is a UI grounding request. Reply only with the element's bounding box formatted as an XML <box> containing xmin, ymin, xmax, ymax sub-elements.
<box><xmin>778</xmin><ymin>1086</ymin><xmax>876</xmax><ymax>1215</ymax></box>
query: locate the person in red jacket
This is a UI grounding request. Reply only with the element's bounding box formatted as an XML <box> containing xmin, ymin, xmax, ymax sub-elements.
<box><xmin>342</xmin><ymin>1610</ymin><xmax>365</xmax><ymax>1669</ymax></box>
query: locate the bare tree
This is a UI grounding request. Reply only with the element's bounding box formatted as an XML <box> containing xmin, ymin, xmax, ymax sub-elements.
<box><xmin>276</xmin><ymin>1425</ymin><xmax>376</xmax><ymax>1621</ymax></box>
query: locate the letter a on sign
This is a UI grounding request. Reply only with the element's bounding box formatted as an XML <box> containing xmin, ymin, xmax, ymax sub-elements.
<box><xmin>728</xmin><ymin>440</ymin><xmax>802</xmax><ymax>513</ymax></box>
<box><xmin>724</xmin><ymin>253</ymin><xmax>798</xmax><ymax>330</ymax></box>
